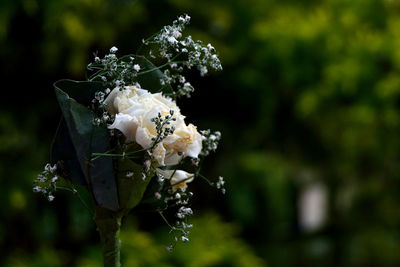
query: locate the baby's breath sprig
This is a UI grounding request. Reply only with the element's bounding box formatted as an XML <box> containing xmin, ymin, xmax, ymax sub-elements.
<box><xmin>158</xmin><ymin>187</ymin><xmax>194</xmax><ymax>251</ymax></box>
<box><xmin>200</xmin><ymin>129</ymin><xmax>221</xmax><ymax>157</ymax></box>
<box><xmin>142</xmin><ymin>14</ymin><xmax>222</xmax><ymax>99</ymax></box>
<box><xmin>88</xmin><ymin>47</ymin><xmax>141</xmax><ymax>91</ymax></box>
<box><xmin>197</xmin><ymin>173</ymin><xmax>226</xmax><ymax>195</ymax></box>
<box><xmin>216</xmin><ymin>176</ymin><xmax>226</xmax><ymax>195</ymax></box>
<box><xmin>150</xmin><ymin>110</ymin><xmax>177</xmax><ymax>151</ymax></box>
<box><xmin>33</xmin><ymin>163</ymin><xmax>59</xmax><ymax>202</ymax></box>
<box><xmin>33</xmin><ymin>163</ymin><xmax>95</xmax><ymax>215</ymax></box>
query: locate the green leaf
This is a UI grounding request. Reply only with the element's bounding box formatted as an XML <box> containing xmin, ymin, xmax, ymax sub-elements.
<box><xmin>89</xmin><ymin>124</ymin><xmax>120</xmax><ymax>210</ymax></box>
<box><xmin>51</xmin><ymin>118</ymin><xmax>87</xmax><ymax>185</ymax></box>
<box><xmin>54</xmin><ymin>84</ymin><xmax>119</xmax><ymax>211</ymax></box>
<box><xmin>123</xmin><ymin>55</ymin><xmax>174</xmax><ymax>94</ymax></box>
<box><xmin>54</xmin><ymin>79</ymin><xmax>106</xmax><ymax>105</ymax></box>
<box><xmin>117</xmin><ymin>158</ymin><xmax>152</xmax><ymax>214</ymax></box>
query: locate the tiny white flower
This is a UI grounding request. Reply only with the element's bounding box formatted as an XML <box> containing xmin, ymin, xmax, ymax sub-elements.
<box><xmin>172</xmin><ymin>30</ymin><xmax>182</xmax><ymax>39</ymax></box>
<box><xmin>133</xmin><ymin>64</ymin><xmax>141</xmax><ymax>72</ymax></box>
<box><xmin>110</xmin><ymin>46</ymin><xmax>118</xmax><ymax>53</ymax></box>
<box><xmin>168</xmin><ymin>36</ymin><xmax>178</xmax><ymax>45</ymax></box>
<box><xmin>200</xmin><ymin>66</ymin><xmax>208</xmax><ymax>76</ymax></box>
<box><xmin>33</xmin><ymin>186</ymin><xmax>42</xmax><ymax>193</ymax></box>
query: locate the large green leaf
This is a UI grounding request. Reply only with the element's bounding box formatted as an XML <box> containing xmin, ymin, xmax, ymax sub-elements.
<box><xmin>51</xmin><ymin>79</ymin><xmax>107</xmax><ymax>185</ymax></box>
<box><xmin>54</xmin><ymin>82</ymin><xmax>119</xmax><ymax>211</ymax></box>
<box><xmin>116</xmin><ymin>158</ymin><xmax>152</xmax><ymax>215</ymax></box>
<box><xmin>89</xmin><ymin>124</ymin><xmax>119</xmax><ymax>210</ymax></box>
<box><xmin>51</xmin><ymin>118</ymin><xmax>86</xmax><ymax>185</ymax></box>
<box><xmin>120</xmin><ymin>55</ymin><xmax>174</xmax><ymax>94</ymax></box>
<box><xmin>54</xmin><ymin>79</ymin><xmax>105</xmax><ymax>105</ymax></box>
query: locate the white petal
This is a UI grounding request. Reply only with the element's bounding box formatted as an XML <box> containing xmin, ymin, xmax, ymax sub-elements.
<box><xmin>136</xmin><ymin>126</ymin><xmax>154</xmax><ymax>149</ymax></box>
<box><xmin>164</xmin><ymin>151</ymin><xmax>183</xmax><ymax>166</ymax></box>
<box><xmin>108</xmin><ymin>114</ymin><xmax>138</xmax><ymax>142</ymax></box>
<box><xmin>152</xmin><ymin>144</ymin><xmax>166</xmax><ymax>166</ymax></box>
<box><xmin>103</xmin><ymin>87</ymin><xmax>120</xmax><ymax>115</ymax></box>
<box><xmin>185</xmin><ymin>125</ymin><xmax>202</xmax><ymax>158</ymax></box>
<box><xmin>156</xmin><ymin>169</ymin><xmax>194</xmax><ymax>191</ymax></box>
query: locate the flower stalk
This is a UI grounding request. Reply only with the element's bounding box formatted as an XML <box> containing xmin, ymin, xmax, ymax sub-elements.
<box><xmin>95</xmin><ymin>207</ymin><xmax>122</xmax><ymax>267</ymax></box>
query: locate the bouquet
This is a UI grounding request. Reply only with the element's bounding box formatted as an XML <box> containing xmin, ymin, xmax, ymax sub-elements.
<box><xmin>33</xmin><ymin>14</ymin><xmax>225</xmax><ymax>267</ymax></box>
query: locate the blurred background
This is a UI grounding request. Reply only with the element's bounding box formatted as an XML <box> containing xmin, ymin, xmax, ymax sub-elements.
<box><xmin>2</xmin><ymin>0</ymin><xmax>400</xmax><ymax>266</ymax></box>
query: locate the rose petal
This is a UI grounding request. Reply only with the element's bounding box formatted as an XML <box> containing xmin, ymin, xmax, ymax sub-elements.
<box><xmin>156</xmin><ymin>169</ymin><xmax>194</xmax><ymax>191</ymax></box>
<box><xmin>108</xmin><ymin>113</ymin><xmax>138</xmax><ymax>142</ymax></box>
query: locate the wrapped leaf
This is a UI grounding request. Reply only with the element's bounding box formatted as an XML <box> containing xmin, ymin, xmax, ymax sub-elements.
<box><xmin>54</xmin><ymin>81</ymin><xmax>119</xmax><ymax>211</ymax></box>
<box><xmin>54</xmin><ymin>79</ymin><xmax>106</xmax><ymax>105</ymax></box>
<box><xmin>51</xmin><ymin>118</ymin><xmax>86</xmax><ymax>185</ymax></box>
<box><xmin>117</xmin><ymin>157</ymin><xmax>152</xmax><ymax>214</ymax></box>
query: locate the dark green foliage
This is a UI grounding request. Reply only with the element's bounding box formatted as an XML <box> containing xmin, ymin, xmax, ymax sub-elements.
<box><xmin>51</xmin><ymin>118</ymin><xmax>86</xmax><ymax>185</ymax></box>
<box><xmin>116</xmin><ymin>158</ymin><xmax>152</xmax><ymax>215</ymax></box>
<box><xmin>54</xmin><ymin>81</ymin><xmax>119</xmax><ymax>211</ymax></box>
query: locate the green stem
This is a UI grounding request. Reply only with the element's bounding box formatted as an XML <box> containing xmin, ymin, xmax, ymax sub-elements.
<box><xmin>95</xmin><ymin>207</ymin><xmax>122</xmax><ymax>267</ymax></box>
<box><xmin>136</xmin><ymin>54</ymin><xmax>184</xmax><ymax>77</ymax></box>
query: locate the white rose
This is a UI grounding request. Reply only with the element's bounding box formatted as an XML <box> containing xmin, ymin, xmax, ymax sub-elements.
<box><xmin>104</xmin><ymin>85</ymin><xmax>202</xmax><ymax>166</ymax></box>
<box><xmin>157</xmin><ymin>169</ymin><xmax>194</xmax><ymax>191</ymax></box>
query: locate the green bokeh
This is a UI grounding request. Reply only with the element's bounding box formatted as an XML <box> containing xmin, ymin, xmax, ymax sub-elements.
<box><xmin>2</xmin><ymin>0</ymin><xmax>400</xmax><ymax>266</ymax></box>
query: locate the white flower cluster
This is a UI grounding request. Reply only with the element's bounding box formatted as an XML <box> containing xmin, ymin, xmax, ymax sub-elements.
<box><xmin>33</xmin><ymin>163</ymin><xmax>59</xmax><ymax>202</ymax></box>
<box><xmin>145</xmin><ymin>14</ymin><xmax>222</xmax><ymax>98</ymax></box>
<box><xmin>162</xmin><ymin>186</ymin><xmax>194</xmax><ymax>250</ymax></box>
<box><xmin>176</xmin><ymin>206</ymin><xmax>193</xmax><ymax>219</ymax></box>
<box><xmin>200</xmin><ymin>129</ymin><xmax>221</xmax><ymax>157</ymax></box>
<box><xmin>149</xmin><ymin>14</ymin><xmax>191</xmax><ymax>59</ymax></box>
<box><xmin>88</xmin><ymin>47</ymin><xmax>141</xmax><ymax>91</ymax></box>
<box><xmin>216</xmin><ymin>176</ymin><xmax>226</xmax><ymax>194</ymax></box>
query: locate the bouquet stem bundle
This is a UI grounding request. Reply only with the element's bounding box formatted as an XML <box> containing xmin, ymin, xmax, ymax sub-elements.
<box><xmin>95</xmin><ymin>207</ymin><xmax>122</xmax><ymax>267</ymax></box>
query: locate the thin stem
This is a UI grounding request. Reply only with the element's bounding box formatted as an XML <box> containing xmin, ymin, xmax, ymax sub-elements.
<box><xmin>56</xmin><ymin>186</ymin><xmax>76</xmax><ymax>193</ymax></box>
<box><xmin>197</xmin><ymin>173</ymin><xmax>214</xmax><ymax>186</ymax></box>
<box><xmin>92</xmin><ymin>153</ymin><xmax>128</xmax><ymax>157</ymax></box>
<box><xmin>92</xmin><ymin>148</ymin><xmax>149</xmax><ymax>160</ymax></box>
<box><xmin>136</xmin><ymin>62</ymin><xmax>169</xmax><ymax>76</ymax></box>
<box><xmin>89</xmin><ymin>69</ymin><xmax>108</xmax><ymax>81</ymax></box>
<box><xmin>136</xmin><ymin>31</ymin><xmax>160</xmax><ymax>55</ymax></box>
<box><xmin>75</xmin><ymin>189</ymin><xmax>94</xmax><ymax>217</ymax></box>
<box><xmin>158</xmin><ymin>211</ymin><xmax>186</xmax><ymax>237</ymax></box>
<box><xmin>56</xmin><ymin>185</ymin><xmax>94</xmax><ymax>216</ymax></box>
<box><xmin>136</xmin><ymin>53</ymin><xmax>183</xmax><ymax>76</ymax></box>
<box><xmin>158</xmin><ymin>211</ymin><xmax>176</xmax><ymax>230</ymax></box>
